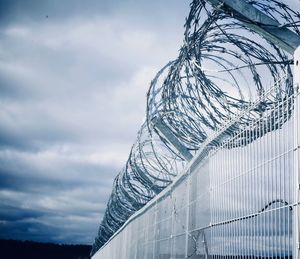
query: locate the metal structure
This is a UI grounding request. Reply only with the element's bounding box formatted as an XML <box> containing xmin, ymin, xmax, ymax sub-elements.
<box><xmin>92</xmin><ymin>72</ymin><xmax>300</xmax><ymax>258</ymax></box>
<box><xmin>91</xmin><ymin>0</ymin><xmax>300</xmax><ymax>257</ymax></box>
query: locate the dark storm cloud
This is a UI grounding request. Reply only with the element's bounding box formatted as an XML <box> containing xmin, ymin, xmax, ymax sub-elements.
<box><xmin>0</xmin><ymin>155</ymin><xmax>114</xmax><ymax>244</ymax></box>
<box><xmin>0</xmin><ymin>204</ymin><xmax>45</xmax><ymax>221</ymax></box>
<box><xmin>0</xmin><ymin>0</ymin><xmax>189</xmax><ymax>244</ymax></box>
<box><xmin>0</xmin><ymin>157</ymin><xmax>114</xmax><ymax>193</ymax></box>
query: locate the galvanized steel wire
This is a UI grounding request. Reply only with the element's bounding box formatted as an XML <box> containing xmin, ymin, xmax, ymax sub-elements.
<box><xmin>91</xmin><ymin>0</ymin><xmax>300</xmax><ymax>255</ymax></box>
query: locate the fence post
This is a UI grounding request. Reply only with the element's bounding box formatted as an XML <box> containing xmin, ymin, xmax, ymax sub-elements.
<box><xmin>293</xmin><ymin>46</ymin><xmax>300</xmax><ymax>259</ymax></box>
<box><xmin>184</xmin><ymin>172</ymin><xmax>191</xmax><ymax>258</ymax></box>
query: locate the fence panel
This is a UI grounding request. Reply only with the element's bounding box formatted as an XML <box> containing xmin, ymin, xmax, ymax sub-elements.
<box><xmin>92</xmin><ymin>74</ymin><xmax>299</xmax><ymax>258</ymax></box>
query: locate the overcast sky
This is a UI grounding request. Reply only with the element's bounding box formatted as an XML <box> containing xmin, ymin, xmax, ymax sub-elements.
<box><xmin>0</xmin><ymin>0</ymin><xmax>190</xmax><ymax>244</ymax></box>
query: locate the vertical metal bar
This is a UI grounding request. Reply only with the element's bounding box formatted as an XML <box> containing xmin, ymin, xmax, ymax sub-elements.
<box><xmin>263</xmin><ymin>108</ymin><xmax>268</xmax><ymax>258</ymax></box>
<box><xmin>245</xmin><ymin>123</ymin><xmax>250</xmax><ymax>257</ymax></box>
<box><xmin>152</xmin><ymin>203</ymin><xmax>157</xmax><ymax>259</ymax></box>
<box><xmin>257</xmin><ymin>115</ymin><xmax>261</xmax><ymax>257</ymax></box>
<box><xmin>284</xmin><ymin>90</ymin><xmax>288</xmax><ymax>254</ymax></box>
<box><xmin>293</xmin><ymin>46</ymin><xmax>300</xmax><ymax>259</ymax></box>
<box><xmin>260</xmin><ymin>109</ymin><xmax>263</xmax><ymax>257</ymax></box>
<box><xmin>231</xmin><ymin>138</ymin><xmax>236</xmax><ymax>258</ymax></box>
<box><xmin>255</xmin><ymin>117</ymin><xmax>258</xmax><ymax>254</ymax></box>
<box><xmin>240</xmin><ymin>128</ymin><xmax>244</xmax><ymax>257</ymax></box>
<box><xmin>184</xmin><ymin>172</ymin><xmax>191</xmax><ymax>258</ymax></box>
<box><xmin>275</xmin><ymin>86</ymin><xmax>280</xmax><ymax>257</ymax></box>
<box><xmin>248</xmin><ymin>119</ymin><xmax>252</xmax><ymax>256</ymax></box>
<box><xmin>221</xmin><ymin>144</ymin><xmax>223</xmax><ymax>259</ymax></box>
<box><xmin>289</xmin><ymin>92</ymin><xmax>292</xmax><ymax>257</ymax></box>
<box><xmin>210</xmin><ymin>146</ymin><xmax>213</xmax><ymax>259</ymax></box>
<box><xmin>225</xmin><ymin>139</ymin><xmax>228</xmax><ymax>259</ymax></box>
<box><xmin>236</xmin><ymin>132</ymin><xmax>239</xmax><ymax>256</ymax></box>
<box><xmin>170</xmin><ymin>192</ymin><xmax>175</xmax><ymax>259</ymax></box>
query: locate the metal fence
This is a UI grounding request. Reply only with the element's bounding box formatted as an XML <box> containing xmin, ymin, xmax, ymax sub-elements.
<box><xmin>92</xmin><ymin>66</ymin><xmax>300</xmax><ymax>258</ymax></box>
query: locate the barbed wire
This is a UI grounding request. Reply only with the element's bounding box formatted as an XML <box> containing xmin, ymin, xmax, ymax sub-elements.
<box><xmin>91</xmin><ymin>0</ymin><xmax>300</xmax><ymax>256</ymax></box>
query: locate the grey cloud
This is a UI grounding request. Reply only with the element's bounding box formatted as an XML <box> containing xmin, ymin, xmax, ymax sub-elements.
<box><xmin>0</xmin><ymin>0</ymin><xmax>188</xmax><ymax>30</ymax></box>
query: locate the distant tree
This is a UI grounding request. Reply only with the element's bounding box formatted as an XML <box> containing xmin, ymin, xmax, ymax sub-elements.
<box><xmin>0</xmin><ymin>239</ymin><xmax>91</xmax><ymax>259</ymax></box>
